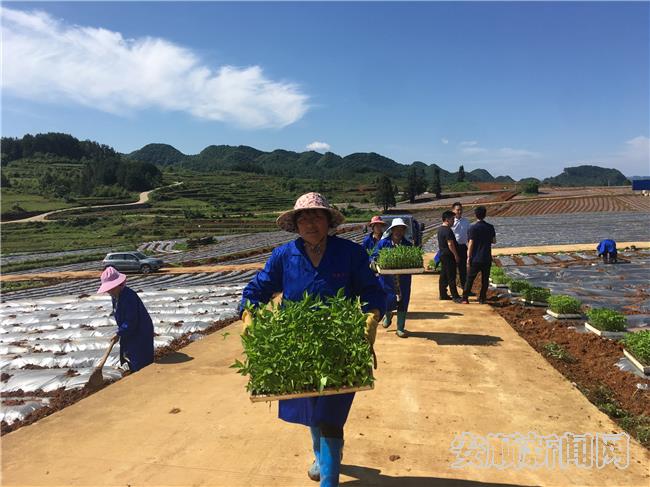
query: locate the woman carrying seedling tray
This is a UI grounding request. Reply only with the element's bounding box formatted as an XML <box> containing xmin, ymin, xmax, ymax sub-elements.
<box><xmin>239</xmin><ymin>192</ymin><xmax>386</xmax><ymax>487</ymax></box>
<box><xmin>371</xmin><ymin>218</ymin><xmax>413</xmax><ymax>338</ymax></box>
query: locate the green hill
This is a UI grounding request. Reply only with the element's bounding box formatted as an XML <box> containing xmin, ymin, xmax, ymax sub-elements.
<box><xmin>543</xmin><ymin>165</ymin><xmax>630</xmax><ymax>187</ymax></box>
<box><xmin>128</xmin><ymin>143</ymin><xmax>188</xmax><ymax>166</ymax></box>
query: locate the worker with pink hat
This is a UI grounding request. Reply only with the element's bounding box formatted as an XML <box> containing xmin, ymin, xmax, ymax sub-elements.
<box><xmin>97</xmin><ymin>266</ymin><xmax>154</xmax><ymax>372</ymax></box>
<box><xmin>361</xmin><ymin>216</ymin><xmax>387</xmax><ymax>255</ymax></box>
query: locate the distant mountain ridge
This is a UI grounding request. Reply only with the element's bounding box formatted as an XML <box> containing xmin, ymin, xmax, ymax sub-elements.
<box><xmin>128</xmin><ymin>143</ymin><xmax>516</xmax><ymax>183</ymax></box>
<box><xmin>0</xmin><ymin>133</ymin><xmax>629</xmax><ymax>187</ymax></box>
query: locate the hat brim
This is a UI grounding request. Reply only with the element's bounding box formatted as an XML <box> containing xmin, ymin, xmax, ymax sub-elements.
<box><xmin>386</xmin><ymin>222</ymin><xmax>407</xmax><ymax>232</ymax></box>
<box><xmin>276</xmin><ymin>207</ymin><xmax>345</xmax><ymax>233</ymax></box>
<box><xmin>97</xmin><ymin>272</ymin><xmax>127</xmax><ymax>294</ymax></box>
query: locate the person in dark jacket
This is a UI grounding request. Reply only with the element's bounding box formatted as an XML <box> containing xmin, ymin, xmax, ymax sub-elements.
<box><xmin>460</xmin><ymin>206</ymin><xmax>496</xmax><ymax>304</ymax></box>
<box><xmin>97</xmin><ymin>266</ymin><xmax>154</xmax><ymax>372</ymax></box>
<box><xmin>240</xmin><ymin>192</ymin><xmax>385</xmax><ymax>487</ymax></box>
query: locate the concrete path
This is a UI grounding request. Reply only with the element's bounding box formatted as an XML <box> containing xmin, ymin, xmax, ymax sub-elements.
<box><xmin>2</xmin><ymin>275</ymin><xmax>649</xmax><ymax>486</ymax></box>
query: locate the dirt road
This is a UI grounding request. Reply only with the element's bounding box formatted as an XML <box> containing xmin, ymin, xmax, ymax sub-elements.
<box><xmin>1</xmin><ymin>182</ymin><xmax>182</xmax><ymax>224</ymax></box>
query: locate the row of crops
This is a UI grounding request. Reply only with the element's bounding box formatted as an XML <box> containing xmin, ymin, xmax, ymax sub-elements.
<box><xmin>490</xmin><ymin>264</ymin><xmax>650</xmax><ymax>377</ymax></box>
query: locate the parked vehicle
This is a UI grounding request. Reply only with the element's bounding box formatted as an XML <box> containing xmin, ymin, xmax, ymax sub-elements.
<box><xmin>364</xmin><ymin>214</ymin><xmax>425</xmax><ymax>247</ymax></box>
<box><xmin>102</xmin><ymin>252</ymin><xmax>164</xmax><ymax>274</ymax></box>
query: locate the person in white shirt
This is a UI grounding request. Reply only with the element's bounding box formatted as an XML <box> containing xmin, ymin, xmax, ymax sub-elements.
<box><xmin>451</xmin><ymin>202</ymin><xmax>471</xmax><ymax>289</ymax></box>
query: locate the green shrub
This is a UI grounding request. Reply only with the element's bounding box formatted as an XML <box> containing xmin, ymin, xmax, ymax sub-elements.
<box><xmin>548</xmin><ymin>295</ymin><xmax>582</xmax><ymax>314</ymax></box>
<box><xmin>586</xmin><ymin>308</ymin><xmax>627</xmax><ymax>332</ymax></box>
<box><xmin>522</xmin><ymin>181</ymin><xmax>539</xmax><ymax>194</ymax></box>
<box><xmin>509</xmin><ymin>279</ymin><xmax>531</xmax><ymax>293</ymax></box>
<box><xmin>377</xmin><ymin>245</ymin><xmax>423</xmax><ymax>269</ymax></box>
<box><xmin>622</xmin><ymin>331</ymin><xmax>650</xmax><ymax>365</ymax></box>
<box><xmin>233</xmin><ymin>289</ymin><xmax>374</xmax><ymax>396</ymax></box>
<box><xmin>522</xmin><ymin>286</ymin><xmax>551</xmax><ymax>303</ymax></box>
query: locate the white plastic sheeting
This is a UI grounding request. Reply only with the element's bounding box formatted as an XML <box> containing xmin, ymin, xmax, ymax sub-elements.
<box><xmin>1</xmin><ymin>283</ymin><xmax>243</xmax><ymax>424</ymax></box>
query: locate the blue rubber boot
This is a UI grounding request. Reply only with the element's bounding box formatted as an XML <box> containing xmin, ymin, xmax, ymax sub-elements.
<box><xmin>308</xmin><ymin>426</ymin><xmax>321</xmax><ymax>481</ymax></box>
<box><xmin>320</xmin><ymin>437</ymin><xmax>344</xmax><ymax>487</ymax></box>
<box><xmin>396</xmin><ymin>311</ymin><xmax>408</xmax><ymax>338</ymax></box>
<box><xmin>382</xmin><ymin>311</ymin><xmax>393</xmax><ymax>328</ymax></box>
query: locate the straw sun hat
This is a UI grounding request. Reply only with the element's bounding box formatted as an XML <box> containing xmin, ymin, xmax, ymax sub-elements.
<box><xmin>276</xmin><ymin>192</ymin><xmax>345</xmax><ymax>233</ymax></box>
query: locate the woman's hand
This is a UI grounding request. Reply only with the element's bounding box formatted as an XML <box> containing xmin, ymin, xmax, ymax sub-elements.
<box><xmin>241</xmin><ymin>310</ymin><xmax>254</xmax><ymax>335</ymax></box>
<box><xmin>364</xmin><ymin>309</ymin><xmax>381</xmax><ymax>345</ymax></box>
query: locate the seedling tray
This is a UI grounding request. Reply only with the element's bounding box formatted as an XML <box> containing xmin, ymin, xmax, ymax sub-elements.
<box><xmin>377</xmin><ymin>266</ymin><xmax>425</xmax><ymax>275</ymax></box>
<box><xmin>584</xmin><ymin>322</ymin><xmax>627</xmax><ymax>339</ymax></box>
<box><xmin>623</xmin><ymin>349</ymin><xmax>650</xmax><ymax>375</ymax></box>
<box><xmin>489</xmin><ymin>281</ymin><xmax>509</xmax><ymax>289</ymax></box>
<box><xmin>250</xmin><ymin>383</ymin><xmax>374</xmax><ymax>402</ymax></box>
<box><xmin>518</xmin><ymin>298</ymin><xmax>548</xmax><ymax>307</ymax></box>
<box><xmin>546</xmin><ymin>310</ymin><xmax>583</xmax><ymax>319</ymax></box>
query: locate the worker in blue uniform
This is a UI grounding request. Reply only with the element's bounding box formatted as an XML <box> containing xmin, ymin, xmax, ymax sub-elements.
<box><xmin>372</xmin><ymin>217</ymin><xmax>413</xmax><ymax>338</ymax></box>
<box><xmin>97</xmin><ymin>266</ymin><xmax>154</xmax><ymax>371</ymax></box>
<box><xmin>597</xmin><ymin>239</ymin><xmax>618</xmax><ymax>264</ymax></box>
<box><xmin>240</xmin><ymin>192</ymin><xmax>385</xmax><ymax>487</ymax></box>
<box><xmin>361</xmin><ymin>216</ymin><xmax>387</xmax><ymax>255</ymax></box>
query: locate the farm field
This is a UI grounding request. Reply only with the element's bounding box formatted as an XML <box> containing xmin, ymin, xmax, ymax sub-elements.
<box><xmin>424</xmin><ymin>211</ymin><xmax>650</xmax><ymax>252</ymax></box>
<box><xmin>491</xmin><ymin>194</ymin><xmax>650</xmax><ymax>217</ymax></box>
<box><xmin>0</xmin><ymin>282</ymin><xmax>245</xmax><ymax>430</ymax></box>
<box><xmin>497</xmin><ymin>249</ymin><xmax>650</xmax><ymax>328</ymax></box>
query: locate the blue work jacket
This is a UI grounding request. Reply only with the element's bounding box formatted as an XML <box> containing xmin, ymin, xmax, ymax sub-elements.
<box><xmin>112</xmin><ymin>286</ymin><xmax>155</xmax><ymax>372</ymax></box>
<box><xmin>361</xmin><ymin>233</ymin><xmax>382</xmax><ymax>256</ymax></box>
<box><xmin>240</xmin><ymin>235</ymin><xmax>386</xmax><ymax>428</ymax></box>
<box><xmin>371</xmin><ymin>237</ymin><xmax>413</xmax><ymax>312</ymax></box>
<box><xmin>597</xmin><ymin>239</ymin><xmax>617</xmax><ymax>255</ymax></box>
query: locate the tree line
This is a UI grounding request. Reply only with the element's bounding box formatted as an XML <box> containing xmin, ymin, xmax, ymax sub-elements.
<box><xmin>374</xmin><ymin>164</ymin><xmax>467</xmax><ymax>211</ymax></box>
<box><xmin>1</xmin><ymin>133</ymin><xmax>162</xmax><ymax>198</ymax></box>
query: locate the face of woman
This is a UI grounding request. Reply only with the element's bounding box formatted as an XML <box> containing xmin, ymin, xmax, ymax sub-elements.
<box><xmin>296</xmin><ymin>209</ymin><xmax>330</xmax><ymax>245</ymax></box>
<box><xmin>372</xmin><ymin>224</ymin><xmax>385</xmax><ymax>236</ymax></box>
<box><xmin>391</xmin><ymin>226</ymin><xmax>406</xmax><ymax>241</ymax></box>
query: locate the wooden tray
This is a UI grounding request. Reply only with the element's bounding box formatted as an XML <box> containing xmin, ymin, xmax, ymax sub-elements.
<box><xmin>546</xmin><ymin>309</ymin><xmax>583</xmax><ymax>319</ymax></box>
<box><xmin>623</xmin><ymin>349</ymin><xmax>650</xmax><ymax>375</ymax></box>
<box><xmin>584</xmin><ymin>322</ymin><xmax>627</xmax><ymax>339</ymax></box>
<box><xmin>250</xmin><ymin>383</ymin><xmax>374</xmax><ymax>403</ymax></box>
<box><xmin>377</xmin><ymin>266</ymin><xmax>425</xmax><ymax>275</ymax></box>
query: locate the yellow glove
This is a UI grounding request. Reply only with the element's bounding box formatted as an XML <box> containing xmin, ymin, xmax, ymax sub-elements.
<box><xmin>241</xmin><ymin>309</ymin><xmax>253</xmax><ymax>335</ymax></box>
<box><xmin>364</xmin><ymin>309</ymin><xmax>381</xmax><ymax>346</ymax></box>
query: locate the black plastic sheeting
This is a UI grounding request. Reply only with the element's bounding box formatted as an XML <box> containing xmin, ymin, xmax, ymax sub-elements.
<box><xmin>490</xmin><ymin>211</ymin><xmax>650</xmax><ymax>248</ymax></box>
<box><xmin>504</xmin><ymin>250</ymin><xmax>650</xmax><ymax>329</ymax></box>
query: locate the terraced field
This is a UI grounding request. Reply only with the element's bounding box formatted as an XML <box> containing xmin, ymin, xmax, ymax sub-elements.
<box><xmin>492</xmin><ymin>194</ymin><xmax>650</xmax><ymax>217</ymax></box>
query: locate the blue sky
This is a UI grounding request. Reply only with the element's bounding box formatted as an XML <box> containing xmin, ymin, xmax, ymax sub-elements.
<box><xmin>2</xmin><ymin>1</ymin><xmax>649</xmax><ymax>178</ymax></box>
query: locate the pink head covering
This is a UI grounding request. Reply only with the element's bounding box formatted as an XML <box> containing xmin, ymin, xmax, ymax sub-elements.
<box><xmin>97</xmin><ymin>266</ymin><xmax>127</xmax><ymax>294</ymax></box>
<box><xmin>368</xmin><ymin>216</ymin><xmax>386</xmax><ymax>228</ymax></box>
<box><xmin>276</xmin><ymin>192</ymin><xmax>345</xmax><ymax>233</ymax></box>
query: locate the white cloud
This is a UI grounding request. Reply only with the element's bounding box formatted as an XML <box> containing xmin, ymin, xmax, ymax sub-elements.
<box><xmin>497</xmin><ymin>147</ymin><xmax>541</xmax><ymax>158</ymax></box>
<box><xmin>461</xmin><ymin>146</ymin><xmax>488</xmax><ymax>155</ymax></box>
<box><xmin>306</xmin><ymin>141</ymin><xmax>331</xmax><ymax>152</ymax></box>
<box><xmin>459</xmin><ymin>140</ymin><xmax>478</xmax><ymax>147</ymax></box>
<box><xmin>623</xmin><ymin>136</ymin><xmax>650</xmax><ymax>160</ymax></box>
<box><xmin>1</xmin><ymin>7</ymin><xmax>309</xmax><ymax>128</ymax></box>
<box><xmin>609</xmin><ymin>135</ymin><xmax>650</xmax><ymax>175</ymax></box>
<box><xmin>441</xmin><ymin>138</ymin><xmax>449</xmax><ymax>145</ymax></box>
